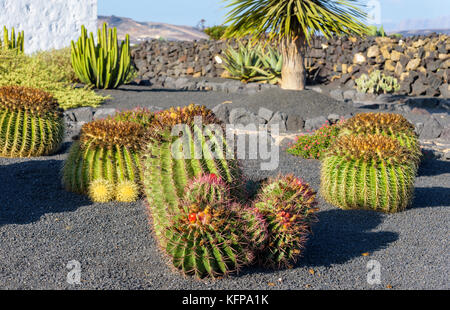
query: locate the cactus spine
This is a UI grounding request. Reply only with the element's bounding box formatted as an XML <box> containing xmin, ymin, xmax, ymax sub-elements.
<box><xmin>253</xmin><ymin>175</ymin><xmax>318</xmax><ymax>269</ymax></box>
<box><xmin>1</xmin><ymin>26</ymin><xmax>24</xmax><ymax>53</ymax></box>
<box><xmin>162</xmin><ymin>175</ymin><xmax>261</xmax><ymax>278</ymax></box>
<box><xmin>142</xmin><ymin>104</ymin><xmax>243</xmax><ymax>243</ymax></box>
<box><xmin>0</xmin><ymin>86</ymin><xmax>64</xmax><ymax>157</ymax></box>
<box><xmin>340</xmin><ymin>112</ymin><xmax>421</xmax><ymax>160</ymax></box>
<box><xmin>321</xmin><ymin>134</ymin><xmax>418</xmax><ymax>213</ymax></box>
<box><xmin>62</xmin><ymin>109</ymin><xmax>153</xmax><ymax>202</ymax></box>
<box><xmin>71</xmin><ymin>23</ymin><xmax>131</xmax><ymax>89</ymax></box>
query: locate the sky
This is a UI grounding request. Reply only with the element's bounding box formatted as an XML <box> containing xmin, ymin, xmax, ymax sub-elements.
<box><xmin>98</xmin><ymin>0</ymin><xmax>450</xmax><ymax>31</ymax></box>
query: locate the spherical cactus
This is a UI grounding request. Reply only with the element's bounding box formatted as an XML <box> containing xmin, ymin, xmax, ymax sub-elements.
<box><xmin>62</xmin><ymin>108</ymin><xmax>153</xmax><ymax>202</ymax></box>
<box><xmin>0</xmin><ymin>86</ymin><xmax>64</xmax><ymax>157</ymax></box>
<box><xmin>253</xmin><ymin>175</ymin><xmax>318</xmax><ymax>269</ymax></box>
<box><xmin>339</xmin><ymin>112</ymin><xmax>421</xmax><ymax>159</ymax></box>
<box><xmin>321</xmin><ymin>134</ymin><xmax>418</xmax><ymax>213</ymax></box>
<box><xmin>163</xmin><ymin>200</ymin><xmax>256</xmax><ymax>279</ymax></box>
<box><xmin>142</xmin><ymin>104</ymin><xmax>243</xmax><ymax>241</ymax></box>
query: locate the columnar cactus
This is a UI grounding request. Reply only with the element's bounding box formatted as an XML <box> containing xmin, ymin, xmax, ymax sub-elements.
<box><xmin>162</xmin><ymin>174</ymin><xmax>264</xmax><ymax>278</ymax></box>
<box><xmin>62</xmin><ymin>109</ymin><xmax>153</xmax><ymax>202</ymax></box>
<box><xmin>142</xmin><ymin>104</ymin><xmax>243</xmax><ymax>240</ymax></box>
<box><xmin>321</xmin><ymin>134</ymin><xmax>418</xmax><ymax>213</ymax></box>
<box><xmin>71</xmin><ymin>23</ymin><xmax>132</xmax><ymax>89</ymax></box>
<box><xmin>253</xmin><ymin>175</ymin><xmax>318</xmax><ymax>269</ymax></box>
<box><xmin>339</xmin><ymin>112</ymin><xmax>421</xmax><ymax>159</ymax></box>
<box><xmin>0</xmin><ymin>86</ymin><xmax>64</xmax><ymax>157</ymax></box>
<box><xmin>1</xmin><ymin>26</ymin><xmax>24</xmax><ymax>53</ymax></box>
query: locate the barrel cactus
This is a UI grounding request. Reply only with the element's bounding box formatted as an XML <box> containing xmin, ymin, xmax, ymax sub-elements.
<box><xmin>253</xmin><ymin>175</ymin><xmax>318</xmax><ymax>269</ymax></box>
<box><xmin>339</xmin><ymin>112</ymin><xmax>421</xmax><ymax>159</ymax></box>
<box><xmin>142</xmin><ymin>104</ymin><xmax>243</xmax><ymax>241</ymax></box>
<box><xmin>321</xmin><ymin>134</ymin><xmax>418</xmax><ymax>213</ymax></box>
<box><xmin>62</xmin><ymin>108</ymin><xmax>153</xmax><ymax>202</ymax></box>
<box><xmin>0</xmin><ymin>86</ymin><xmax>64</xmax><ymax>157</ymax></box>
<box><xmin>162</xmin><ymin>174</ymin><xmax>264</xmax><ymax>278</ymax></box>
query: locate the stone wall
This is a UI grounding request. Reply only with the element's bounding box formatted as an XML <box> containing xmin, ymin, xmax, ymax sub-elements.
<box><xmin>131</xmin><ymin>34</ymin><xmax>450</xmax><ymax>97</ymax></box>
<box><xmin>0</xmin><ymin>0</ymin><xmax>97</xmax><ymax>54</ymax></box>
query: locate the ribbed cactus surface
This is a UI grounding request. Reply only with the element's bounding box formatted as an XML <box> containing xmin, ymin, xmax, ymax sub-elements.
<box><xmin>340</xmin><ymin>112</ymin><xmax>421</xmax><ymax>159</ymax></box>
<box><xmin>142</xmin><ymin>104</ymin><xmax>243</xmax><ymax>241</ymax></box>
<box><xmin>321</xmin><ymin>134</ymin><xmax>418</xmax><ymax>213</ymax></box>
<box><xmin>1</xmin><ymin>26</ymin><xmax>24</xmax><ymax>53</ymax></box>
<box><xmin>71</xmin><ymin>23</ymin><xmax>131</xmax><ymax>89</ymax></box>
<box><xmin>253</xmin><ymin>175</ymin><xmax>318</xmax><ymax>268</ymax></box>
<box><xmin>0</xmin><ymin>86</ymin><xmax>64</xmax><ymax>157</ymax></box>
<box><xmin>63</xmin><ymin>109</ymin><xmax>153</xmax><ymax>202</ymax></box>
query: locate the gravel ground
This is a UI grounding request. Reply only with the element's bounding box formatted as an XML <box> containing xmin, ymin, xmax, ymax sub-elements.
<box><xmin>0</xmin><ymin>87</ymin><xmax>449</xmax><ymax>290</ymax></box>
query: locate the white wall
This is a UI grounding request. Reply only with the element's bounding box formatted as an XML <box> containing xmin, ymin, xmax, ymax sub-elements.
<box><xmin>0</xmin><ymin>0</ymin><xmax>97</xmax><ymax>54</ymax></box>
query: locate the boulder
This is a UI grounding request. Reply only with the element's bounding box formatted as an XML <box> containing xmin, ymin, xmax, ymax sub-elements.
<box><xmin>93</xmin><ymin>108</ymin><xmax>117</xmax><ymax>120</ymax></box>
<box><xmin>212</xmin><ymin>104</ymin><xmax>230</xmax><ymax>123</ymax></box>
<box><xmin>286</xmin><ymin>115</ymin><xmax>305</xmax><ymax>132</ymax></box>
<box><xmin>420</xmin><ymin>117</ymin><xmax>442</xmax><ymax>139</ymax></box>
<box><xmin>304</xmin><ymin>116</ymin><xmax>328</xmax><ymax>132</ymax></box>
<box><xmin>367</xmin><ymin>45</ymin><xmax>380</xmax><ymax>58</ymax></box>
<box><xmin>267</xmin><ymin>112</ymin><xmax>288</xmax><ymax>132</ymax></box>
<box><xmin>406</xmin><ymin>58</ymin><xmax>421</xmax><ymax>71</ymax></box>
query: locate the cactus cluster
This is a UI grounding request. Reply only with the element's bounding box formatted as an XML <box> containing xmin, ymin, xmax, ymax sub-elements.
<box><xmin>71</xmin><ymin>23</ymin><xmax>132</xmax><ymax>89</ymax></box>
<box><xmin>355</xmin><ymin>70</ymin><xmax>400</xmax><ymax>94</ymax></box>
<box><xmin>142</xmin><ymin>104</ymin><xmax>242</xmax><ymax>241</ymax></box>
<box><xmin>0</xmin><ymin>86</ymin><xmax>64</xmax><ymax>157</ymax></box>
<box><xmin>1</xmin><ymin>26</ymin><xmax>24</xmax><ymax>53</ymax></box>
<box><xmin>62</xmin><ymin>108</ymin><xmax>153</xmax><ymax>202</ymax></box>
<box><xmin>321</xmin><ymin>134</ymin><xmax>418</xmax><ymax>213</ymax></box>
<box><xmin>253</xmin><ymin>175</ymin><xmax>318</xmax><ymax>268</ymax></box>
<box><xmin>340</xmin><ymin>112</ymin><xmax>421</xmax><ymax>159</ymax></box>
<box><xmin>162</xmin><ymin>174</ymin><xmax>263</xmax><ymax>278</ymax></box>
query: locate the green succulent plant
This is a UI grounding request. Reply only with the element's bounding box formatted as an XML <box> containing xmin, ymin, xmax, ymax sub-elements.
<box><xmin>204</xmin><ymin>25</ymin><xmax>228</xmax><ymax>40</ymax></box>
<box><xmin>253</xmin><ymin>175</ymin><xmax>318</xmax><ymax>269</ymax></box>
<box><xmin>0</xmin><ymin>26</ymin><xmax>24</xmax><ymax>54</ymax></box>
<box><xmin>355</xmin><ymin>70</ymin><xmax>400</xmax><ymax>94</ymax></box>
<box><xmin>142</xmin><ymin>104</ymin><xmax>243</xmax><ymax>244</ymax></box>
<box><xmin>161</xmin><ymin>174</ymin><xmax>265</xmax><ymax>278</ymax></box>
<box><xmin>321</xmin><ymin>134</ymin><xmax>418</xmax><ymax>213</ymax></box>
<box><xmin>71</xmin><ymin>23</ymin><xmax>132</xmax><ymax>89</ymax></box>
<box><xmin>62</xmin><ymin>109</ymin><xmax>153</xmax><ymax>202</ymax></box>
<box><xmin>0</xmin><ymin>86</ymin><xmax>64</xmax><ymax>157</ymax></box>
<box><xmin>339</xmin><ymin>112</ymin><xmax>421</xmax><ymax>160</ymax></box>
<box><xmin>367</xmin><ymin>25</ymin><xmax>386</xmax><ymax>37</ymax></box>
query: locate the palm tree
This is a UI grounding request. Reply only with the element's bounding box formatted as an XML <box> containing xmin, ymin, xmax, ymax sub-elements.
<box><xmin>223</xmin><ymin>0</ymin><xmax>368</xmax><ymax>90</ymax></box>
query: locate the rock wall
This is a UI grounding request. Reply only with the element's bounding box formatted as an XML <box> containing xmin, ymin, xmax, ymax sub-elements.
<box><xmin>0</xmin><ymin>0</ymin><xmax>97</xmax><ymax>54</ymax></box>
<box><xmin>132</xmin><ymin>34</ymin><xmax>450</xmax><ymax>97</ymax></box>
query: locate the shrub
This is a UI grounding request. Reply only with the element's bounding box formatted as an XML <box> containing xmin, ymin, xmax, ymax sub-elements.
<box><xmin>0</xmin><ymin>26</ymin><xmax>24</xmax><ymax>53</ymax></box>
<box><xmin>62</xmin><ymin>108</ymin><xmax>154</xmax><ymax>202</ymax></box>
<box><xmin>320</xmin><ymin>134</ymin><xmax>418</xmax><ymax>213</ymax></box>
<box><xmin>253</xmin><ymin>175</ymin><xmax>318</xmax><ymax>268</ymax></box>
<box><xmin>287</xmin><ymin>121</ymin><xmax>342</xmax><ymax>160</ymax></box>
<box><xmin>204</xmin><ymin>25</ymin><xmax>228</xmax><ymax>40</ymax></box>
<box><xmin>71</xmin><ymin>23</ymin><xmax>132</xmax><ymax>89</ymax></box>
<box><xmin>339</xmin><ymin>112</ymin><xmax>421</xmax><ymax>160</ymax></box>
<box><xmin>0</xmin><ymin>86</ymin><xmax>64</xmax><ymax>157</ymax></box>
<box><xmin>355</xmin><ymin>70</ymin><xmax>400</xmax><ymax>94</ymax></box>
<box><xmin>0</xmin><ymin>48</ymin><xmax>108</xmax><ymax>110</ymax></box>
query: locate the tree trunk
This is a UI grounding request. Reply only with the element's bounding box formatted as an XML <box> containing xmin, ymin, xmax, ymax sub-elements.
<box><xmin>280</xmin><ymin>35</ymin><xmax>306</xmax><ymax>91</ymax></box>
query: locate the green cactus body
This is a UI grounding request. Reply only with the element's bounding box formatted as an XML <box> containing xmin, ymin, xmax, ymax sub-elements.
<box><xmin>340</xmin><ymin>113</ymin><xmax>421</xmax><ymax>160</ymax></box>
<box><xmin>321</xmin><ymin>134</ymin><xmax>418</xmax><ymax>213</ymax></box>
<box><xmin>142</xmin><ymin>104</ymin><xmax>242</xmax><ymax>243</ymax></box>
<box><xmin>62</xmin><ymin>110</ymin><xmax>152</xmax><ymax>202</ymax></box>
<box><xmin>0</xmin><ymin>86</ymin><xmax>64</xmax><ymax>157</ymax></box>
<box><xmin>71</xmin><ymin>23</ymin><xmax>131</xmax><ymax>89</ymax></box>
<box><xmin>253</xmin><ymin>175</ymin><xmax>318</xmax><ymax>269</ymax></box>
<box><xmin>1</xmin><ymin>26</ymin><xmax>24</xmax><ymax>53</ymax></box>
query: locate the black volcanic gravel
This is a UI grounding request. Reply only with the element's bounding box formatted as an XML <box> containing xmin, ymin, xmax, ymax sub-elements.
<box><xmin>0</xmin><ymin>87</ymin><xmax>448</xmax><ymax>290</ymax></box>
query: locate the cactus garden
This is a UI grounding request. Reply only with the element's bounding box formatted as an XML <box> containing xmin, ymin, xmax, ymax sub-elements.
<box><xmin>0</xmin><ymin>0</ymin><xmax>449</xmax><ymax>292</ymax></box>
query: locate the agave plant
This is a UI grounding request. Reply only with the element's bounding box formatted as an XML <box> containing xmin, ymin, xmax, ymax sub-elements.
<box><xmin>249</xmin><ymin>44</ymin><xmax>283</xmax><ymax>84</ymax></box>
<box><xmin>222</xmin><ymin>41</ymin><xmax>262</xmax><ymax>82</ymax></box>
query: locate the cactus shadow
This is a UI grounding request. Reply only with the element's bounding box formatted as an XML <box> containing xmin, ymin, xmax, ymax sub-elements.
<box><xmin>0</xmin><ymin>159</ymin><xmax>90</xmax><ymax>226</ymax></box>
<box><xmin>411</xmin><ymin>187</ymin><xmax>450</xmax><ymax>209</ymax></box>
<box><xmin>299</xmin><ymin>209</ymin><xmax>398</xmax><ymax>267</ymax></box>
<box><xmin>417</xmin><ymin>158</ymin><xmax>450</xmax><ymax>177</ymax></box>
